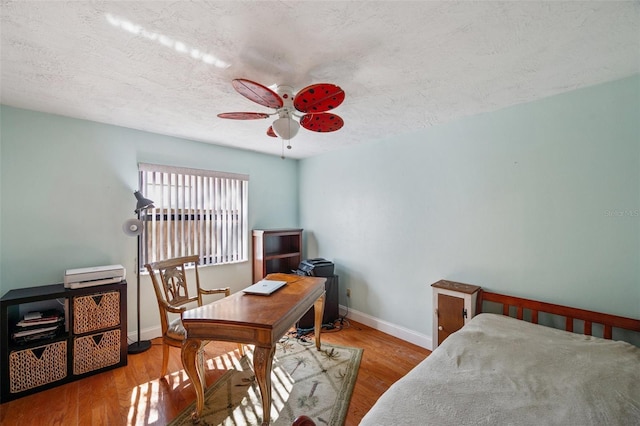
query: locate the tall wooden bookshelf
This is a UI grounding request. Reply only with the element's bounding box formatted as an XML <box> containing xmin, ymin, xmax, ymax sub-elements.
<box><xmin>252</xmin><ymin>229</ymin><xmax>302</xmax><ymax>283</ymax></box>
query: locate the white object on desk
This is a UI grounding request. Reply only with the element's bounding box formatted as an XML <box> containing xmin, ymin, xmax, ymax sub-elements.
<box><xmin>242</xmin><ymin>279</ymin><xmax>287</xmax><ymax>295</ymax></box>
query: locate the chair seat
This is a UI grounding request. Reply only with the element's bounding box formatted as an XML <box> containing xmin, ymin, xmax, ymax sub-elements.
<box><xmin>166</xmin><ymin>317</ymin><xmax>186</xmax><ymax>341</ymax></box>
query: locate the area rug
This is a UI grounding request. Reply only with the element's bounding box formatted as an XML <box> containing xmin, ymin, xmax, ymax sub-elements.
<box><xmin>169</xmin><ymin>336</ymin><xmax>363</xmax><ymax>426</ymax></box>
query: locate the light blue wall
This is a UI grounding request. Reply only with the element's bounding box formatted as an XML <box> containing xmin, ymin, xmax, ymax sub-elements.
<box><xmin>2</xmin><ymin>75</ymin><xmax>639</xmax><ymax>347</ymax></box>
<box><xmin>0</xmin><ymin>106</ymin><xmax>300</xmax><ymax>332</ymax></box>
<box><xmin>300</xmin><ymin>75</ymin><xmax>640</xmax><ymax>338</ymax></box>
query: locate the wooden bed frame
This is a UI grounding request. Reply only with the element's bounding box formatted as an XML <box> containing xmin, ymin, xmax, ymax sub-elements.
<box><xmin>476</xmin><ymin>289</ymin><xmax>640</xmax><ymax>338</ymax></box>
<box><xmin>294</xmin><ymin>290</ymin><xmax>640</xmax><ymax>426</ymax></box>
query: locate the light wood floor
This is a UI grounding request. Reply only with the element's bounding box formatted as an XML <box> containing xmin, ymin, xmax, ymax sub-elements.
<box><xmin>0</xmin><ymin>319</ymin><xmax>430</xmax><ymax>425</ymax></box>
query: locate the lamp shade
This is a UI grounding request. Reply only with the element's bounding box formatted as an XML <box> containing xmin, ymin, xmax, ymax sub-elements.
<box><xmin>134</xmin><ymin>191</ymin><xmax>154</xmax><ymax>213</ymax></box>
<box><xmin>122</xmin><ymin>218</ymin><xmax>144</xmax><ymax>236</ymax></box>
<box><xmin>272</xmin><ymin>117</ymin><xmax>300</xmax><ymax>140</ymax></box>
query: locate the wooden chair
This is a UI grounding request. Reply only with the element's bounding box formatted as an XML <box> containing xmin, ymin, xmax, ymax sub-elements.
<box><xmin>145</xmin><ymin>254</ymin><xmax>238</xmax><ymax>377</ymax></box>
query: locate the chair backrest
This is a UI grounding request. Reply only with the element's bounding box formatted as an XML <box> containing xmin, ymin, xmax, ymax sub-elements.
<box><xmin>145</xmin><ymin>254</ymin><xmax>203</xmax><ymax>334</ymax></box>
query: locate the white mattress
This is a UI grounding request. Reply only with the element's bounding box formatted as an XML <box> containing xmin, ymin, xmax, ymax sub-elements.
<box><xmin>360</xmin><ymin>313</ymin><xmax>640</xmax><ymax>426</ymax></box>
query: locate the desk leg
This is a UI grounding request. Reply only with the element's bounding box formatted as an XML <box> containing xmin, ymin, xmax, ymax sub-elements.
<box><xmin>314</xmin><ymin>292</ymin><xmax>325</xmax><ymax>350</ymax></box>
<box><xmin>253</xmin><ymin>345</ymin><xmax>275</xmax><ymax>426</ymax></box>
<box><xmin>182</xmin><ymin>338</ymin><xmax>206</xmax><ymax>420</ymax></box>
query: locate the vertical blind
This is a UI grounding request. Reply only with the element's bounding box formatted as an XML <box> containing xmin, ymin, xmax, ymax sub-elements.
<box><xmin>138</xmin><ymin>163</ymin><xmax>249</xmax><ymax>267</ymax></box>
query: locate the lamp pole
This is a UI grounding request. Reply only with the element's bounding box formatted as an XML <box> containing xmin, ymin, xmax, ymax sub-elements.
<box><xmin>127</xmin><ymin>191</ymin><xmax>154</xmax><ymax>354</ymax></box>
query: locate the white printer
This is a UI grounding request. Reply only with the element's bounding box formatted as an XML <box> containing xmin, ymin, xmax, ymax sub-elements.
<box><xmin>64</xmin><ymin>264</ymin><xmax>126</xmax><ymax>289</ymax></box>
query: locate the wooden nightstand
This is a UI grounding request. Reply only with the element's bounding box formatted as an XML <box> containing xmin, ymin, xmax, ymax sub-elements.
<box><xmin>431</xmin><ymin>280</ymin><xmax>481</xmax><ymax>349</ymax></box>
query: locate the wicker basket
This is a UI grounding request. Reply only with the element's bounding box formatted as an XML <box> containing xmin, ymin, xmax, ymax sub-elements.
<box><xmin>73</xmin><ymin>329</ymin><xmax>121</xmax><ymax>375</ymax></box>
<box><xmin>73</xmin><ymin>291</ymin><xmax>120</xmax><ymax>334</ymax></box>
<box><xmin>9</xmin><ymin>341</ymin><xmax>67</xmax><ymax>393</ymax></box>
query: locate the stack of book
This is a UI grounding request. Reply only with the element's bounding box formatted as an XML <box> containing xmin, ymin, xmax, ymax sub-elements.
<box><xmin>12</xmin><ymin>309</ymin><xmax>65</xmax><ymax>344</ymax></box>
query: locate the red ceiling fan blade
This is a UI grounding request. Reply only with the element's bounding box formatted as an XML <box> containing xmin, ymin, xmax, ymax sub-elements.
<box><xmin>267</xmin><ymin>126</ymin><xmax>277</xmax><ymax>137</ymax></box>
<box><xmin>231</xmin><ymin>79</ymin><xmax>283</xmax><ymax>109</ymax></box>
<box><xmin>294</xmin><ymin>83</ymin><xmax>345</xmax><ymax>113</ymax></box>
<box><xmin>300</xmin><ymin>113</ymin><xmax>344</xmax><ymax>132</ymax></box>
<box><xmin>217</xmin><ymin>112</ymin><xmax>270</xmax><ymax>120</ymax></box>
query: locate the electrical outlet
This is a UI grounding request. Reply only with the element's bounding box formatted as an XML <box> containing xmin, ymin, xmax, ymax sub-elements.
<box><xmin>346</xmin><ymin>288</ymin><xmax>351</xmax><ymax>298</ymax></box>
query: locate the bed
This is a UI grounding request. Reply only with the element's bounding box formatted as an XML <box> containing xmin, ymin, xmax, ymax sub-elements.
<box><xmin>359</xmin><ymin>290</ymin><xmax>640</xmax><ymax>426</ymax></box>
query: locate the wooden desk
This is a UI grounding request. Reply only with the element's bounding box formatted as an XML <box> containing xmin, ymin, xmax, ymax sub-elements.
<box><xmin>181</xmin><ymin>273</ymin><xmax>326</xmax><ymax>425</ymax></box>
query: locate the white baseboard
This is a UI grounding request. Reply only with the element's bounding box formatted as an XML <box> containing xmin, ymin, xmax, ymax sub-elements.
<box><xmin>129</xmin><ymin>308</ymin><xmax>434</xmax><ymax>351</ymax></box>
<box><xmin>339</xmin><ymin>305</ymin><xmax>433</xmax><ymax>350</ymax></box>
<box><xmin>128</xmin><ymin>326</ymin><xmax>162</xmax><ymax>345</ymax></box>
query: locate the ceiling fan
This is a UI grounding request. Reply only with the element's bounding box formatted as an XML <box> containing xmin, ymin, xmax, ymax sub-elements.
<box><xmin>218</xmin><ymin>79</ymin><xmax>345</xmax><ymax>147</ymax></box>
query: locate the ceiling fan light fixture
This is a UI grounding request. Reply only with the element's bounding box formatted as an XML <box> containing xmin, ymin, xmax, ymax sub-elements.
<box><xmin>272</xmin><ymin>117</ymin><xmax>300</xmax><ymax>140</ymax></box>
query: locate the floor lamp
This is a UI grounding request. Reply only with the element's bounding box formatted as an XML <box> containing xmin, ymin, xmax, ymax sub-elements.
<box><xmin>123</xmin><ymin>191</ymin><xmax>155</xmax><ymax>354</ymax></box>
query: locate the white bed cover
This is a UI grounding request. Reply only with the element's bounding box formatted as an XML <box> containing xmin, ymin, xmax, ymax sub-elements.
<box><xmin>360</xmin><ymin>313</ymin><xmax>640</xmax><ymax>425</ymax></box>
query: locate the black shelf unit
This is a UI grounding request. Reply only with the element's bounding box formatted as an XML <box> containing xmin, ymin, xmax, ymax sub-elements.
<box><xmin>1</xmin><ymin>281</ymin><xmax>128</xmax><ymax>403</ymax></box>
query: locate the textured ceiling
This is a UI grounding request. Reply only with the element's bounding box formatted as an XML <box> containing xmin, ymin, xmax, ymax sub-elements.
<box><xmin>1</xmin><ymin>1</ymin><xmax>639</xmax><ymax>159</ymax></box>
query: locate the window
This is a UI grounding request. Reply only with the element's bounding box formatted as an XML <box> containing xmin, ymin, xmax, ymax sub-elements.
<box><xmin>138</xmin><ymin>163</ymin><xmax>249</xmax><ymax>267</ymax></box>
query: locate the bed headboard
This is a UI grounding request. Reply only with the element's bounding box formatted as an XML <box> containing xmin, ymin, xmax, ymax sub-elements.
<box><xmin>476</xmin><ymin>289</ymin><xmax>640</xmax><ymax>339</ymax></box>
